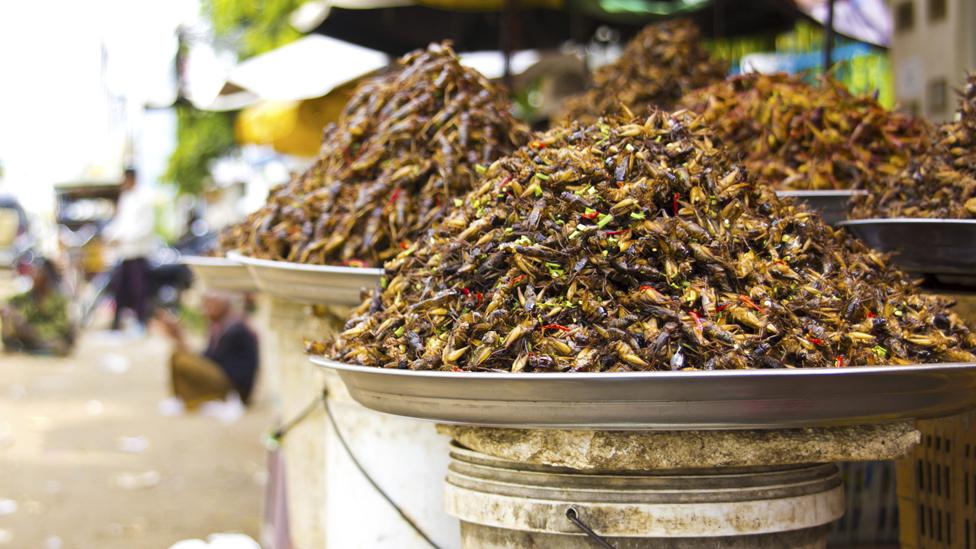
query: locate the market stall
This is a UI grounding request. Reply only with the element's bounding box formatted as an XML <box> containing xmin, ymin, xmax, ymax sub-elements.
<box><xmin>214</xmin><ymin>14</ymin><xmax>976</xmax><ymax>548</ymax></box>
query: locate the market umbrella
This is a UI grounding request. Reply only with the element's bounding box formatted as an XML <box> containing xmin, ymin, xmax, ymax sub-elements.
<box><xmin>235</xmin><ymin>83</ymin><xmax>360</xmax><ymax>157</ymax></box>
<box><xmin>304</xmin><ymin>0</ymin><xmax>819</xmax><ymax>57</ymax></box>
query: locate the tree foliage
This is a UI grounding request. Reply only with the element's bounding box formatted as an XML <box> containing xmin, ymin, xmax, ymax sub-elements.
<box><xmin>163</xmin><ymin>104</ymin><xmax>237</xmax><ymax>195</ymax></box>
<box><xmin>164</xmin><ymin>0</ymin><xmax>304</xmax><ymax>195</ymax></box>
<box><xmin>204</xmin><ymin>0</ymin><xmax>305</xmax><ymax>59</ymax></box>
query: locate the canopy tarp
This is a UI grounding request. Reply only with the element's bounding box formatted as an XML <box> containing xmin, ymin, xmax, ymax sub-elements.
<box><xmin>235</xmin><ymin>82</ymin><xmax>358</xmax><ymax>157</ymax></box>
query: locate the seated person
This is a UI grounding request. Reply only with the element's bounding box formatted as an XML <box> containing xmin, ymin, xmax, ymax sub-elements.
<box><xmin>1</xmin><ymin>257</ymin><xmax>73</xmax><ymax>356</ymax></box>
<box><xmin>156</xmin><ymin>291</ymin><xmax>259</xmax><ymax>411</ymax></box>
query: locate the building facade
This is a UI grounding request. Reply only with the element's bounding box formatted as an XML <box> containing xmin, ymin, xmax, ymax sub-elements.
<box><xmin>890</xmin><ymin>0</ymin><xmax>976</xmax><ymax>120</ymax></box>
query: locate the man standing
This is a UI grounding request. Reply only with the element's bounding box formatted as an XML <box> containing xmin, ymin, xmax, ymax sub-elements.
<box><xmin>104</xmin><ymin>167</ymin><xmax>155</xmax><ymax>331</ymax></box>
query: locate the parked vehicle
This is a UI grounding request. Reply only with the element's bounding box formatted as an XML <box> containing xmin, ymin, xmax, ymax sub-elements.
<box><xmin>0</xmin><ymin>193</ymin><xmax>33</xmax><ymax>271</ymax></box>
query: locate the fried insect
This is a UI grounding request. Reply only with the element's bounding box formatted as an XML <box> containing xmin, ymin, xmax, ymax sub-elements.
<box><xmin>679</xmin><ymin>73</ymin><xmax>931</xmax><ymax>191</ymax></box>
<box><xmin>555</xmin><ymin>20</ymin><xmax>727</xmax><ymax>127</ymax></box>
<box><xmin>328</xmin><ymin>110</ymin><xmax>976</xmax><ymax>372</ymax></box>
<box><xmin>851</xmin><ymin>73</ymin><xmax>976</xmax><ymax>218</ymax></box>
<box><xmin>220</xmin><ymin>42</ymin><xmax>529</xmax><ymax>265</ymax></box>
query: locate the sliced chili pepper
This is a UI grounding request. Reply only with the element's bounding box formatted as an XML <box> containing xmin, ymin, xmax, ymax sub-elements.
<box><xmin>672</xmin><ymin>192</ymin><xmax>680</xmax><ymax>216</ymax></box>
<box><xmin>807</xmin><ymin>336</ymin><xmax>824</xmax><ymax>346</ymax></box>
<box><xmin>476</xmin><ymin>292</ymin><xmax>484</xmax><ymax>305</ymax></box>
<box><xmin>715</xmin><ymin>303</ymin><xmax>731</xmax><ymax>312</ymax></box>
<box><xmin>738</xmin><ymin>295</ymin><xmax>766</xmax><ymax>314</ymax></box>
<box><xmin>399</xmin><ymin>241</ymin><xmax>409</xmax><ymax>250</ymax></box>
<box><xmin>581</xmin><ymin>210</ymin><xmax>600</xmax><ymax>220</ymax></box>
<box><xmin>460</xmin><ymin>287</ymin><xmax>471</xmax><ymax>297</ymax></box>
<box><xmin>688</xmin><ymin>310</ymin><xmax>704</xmax><ymax>328</ymax></box>
<box><xmin>541</xmin><ymin>323</ymin><xmax>571</xmax><ymax>333</ymax></box>
<box><xmin>866</xmin><ymin>311</ymin><xmax>877</xmax><ymax>318</ymax></box>
<box><xmin>605</xmin><ymin>229</ymin><xmax>628</xmax><ymax>236</ymax></box>
<box><xmin>530</xmin><ymin>140</ymin><xmax>546</xmax><ymax>150</ymax></box>
<box><xmin>508</xmin><ymin>274</ymin><xmax>525</xmax><ymax>286</ymax></box>
<box><xmin>387</xmin><ymin>188</ymin><xmax>401</xmax><ymax>206</ymax></box>
<box><xmin>834</xmin><ymin>355</ymin><xmax>845</xmax><ymax>368</ymax></box>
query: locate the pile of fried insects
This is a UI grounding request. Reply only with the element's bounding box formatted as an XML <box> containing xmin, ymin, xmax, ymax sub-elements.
<box><xmin>318</xmin><ymin>109</ymin><xmax>976</xmax><ymax>372</ymax></box>
<box><xmin>556</xmin><ymin>19</ymin><xmax>727</xmax><ymax>127</ymax></box>
<box><xmin>220</xmin><ymin>42</ymin><xmax>529</xmax><ymax>266</ymax></box>
<box><xmin>679</xmin><ymin>73</ymin><xmax>930</xmax><ymax>191</ymax></box>
<box><xmin>851</xmin><ymin>72</ymin><xmax>976</xmax><ymax>219</ymax></box>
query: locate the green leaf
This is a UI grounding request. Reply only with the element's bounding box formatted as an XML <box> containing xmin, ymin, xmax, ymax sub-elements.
<box><xmin>162</xmin><ymin>104</ymin><xmax>237</xmax><ymax>195</ymax></box>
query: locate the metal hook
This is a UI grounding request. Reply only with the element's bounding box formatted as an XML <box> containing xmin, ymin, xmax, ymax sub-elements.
<box><xmin>565</xmin><ymin>507</ymin><xmax>616</xmax><ymax>549</ymax></box>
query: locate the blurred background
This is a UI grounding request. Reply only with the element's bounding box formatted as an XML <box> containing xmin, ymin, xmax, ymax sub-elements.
<box><xmin>0</xmin><ymin>0</ymin><xmax>973</xmax><ymax>548</ymax></box>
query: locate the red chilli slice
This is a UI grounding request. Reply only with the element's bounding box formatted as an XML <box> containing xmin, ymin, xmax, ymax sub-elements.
<box><xmin>387</xmin><ymin>188</ymin><xmax>401</xmax><ymax>206</ymax></box>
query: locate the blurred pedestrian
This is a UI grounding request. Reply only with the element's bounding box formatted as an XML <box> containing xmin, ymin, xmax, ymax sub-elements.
<box><xmin>155</xmin><ymin>291</ymin><xmax>259</xmax><ymax>412</ymax></box>
<box><xmin>1</xmin><ymin>257</ymin><xmax>74</xmax><ymax>356</ymax></box>
<box><xmin>104</xmin><ymin>167</ymin><xmax>155</xmax><ymax>331</ymax></box>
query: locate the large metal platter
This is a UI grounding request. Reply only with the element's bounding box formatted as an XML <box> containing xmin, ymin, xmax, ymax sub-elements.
<box><xmin>776</xmin><ymin>190</ymin><xmax>864</xmax><ymax>226</ymax></box>
<box><xmin>181</xmin><ymin>255</ymin><xmax>257</xmax><ymax>292</ymax></box>
<box><xmin>838</xmin><ymin>219</ymin><xmax>976</xmax><ymax>278</ymax></box>
<box><xmin>228</xmin><ymin>251</ymin><xmax>383</xmax><ymax>306</ymax></box>
<box><xmin>310</xmin><ymin>357</ymin><xmax>976</xmax><ymax>430</ymax></box>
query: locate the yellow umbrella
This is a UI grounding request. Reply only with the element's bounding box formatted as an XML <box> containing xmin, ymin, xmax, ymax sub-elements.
<box><xmin>234</xmin><ymin>78</ymin><xmax>360</xmax><ymax>157</ymax></box>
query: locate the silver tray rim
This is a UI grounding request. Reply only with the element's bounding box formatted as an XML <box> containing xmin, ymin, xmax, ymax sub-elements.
<box><xmin>181</xmin><ymin>254</ymin><xmax>258</xmax><ymax>292</ymax></box>
<box><xmin>181</xmin><ymin>254</ymin><xmax>246</xmax><ymax>268</ymax></box>
<box><xmin>226</xmin><ymin>250</ymin><xmax>385</xmax><ymax>276</ymax></box>
<box><xmin>311</xmin><ymin>356</ymin><xmax>975</xmax><ymax>381</ymax></box>
<box><xmin>776</xmin><ymin>189</ymin><xmax>867</xmax><ymax>198</ymax></box>
<box><xmin>838</xmin><ymin>217</ymin><xmax>976</xmax><ymax>228</ymax></box>
<box><xmin>309</xmin><ymin>357</ymin><xmax>976</xmax><ymax>428</ymax></box>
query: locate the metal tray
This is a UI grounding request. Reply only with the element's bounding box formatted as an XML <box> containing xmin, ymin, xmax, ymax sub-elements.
<box><xmin>776</xmin><ymin>190</ymin><xmax>864</xmax><ymax>226</ymax></box>
<box><xmin>181</xmin><ymin>255</ymin><xmax>257</xmax><ymax>292</ymax></box>
<box><xmin>310</xmin><ymin>357</ymin><xmax>976</xmax><ymax>430</ymax></box>
<box><xmin>838</xmin><ymin>219</ymin><xmax>976</xmax><ymax>277</ymax></box>
<box><xmin>228</xmin><ymin>252</ymin><xmax>383</xmax><ymax>306</ymax></box>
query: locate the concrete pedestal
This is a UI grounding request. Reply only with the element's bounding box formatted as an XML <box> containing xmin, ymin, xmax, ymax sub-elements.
<box><xmin>264</xmin><ymin>297</ymin><xmax>458</xmax><ymax>548</ymax></box>
<box><xmin>265</xmin><ymin>297</ymin><xmax>334</xmax><ymax>549</ymax></box>
<box><xmin>439</xmin><ymin>423</ymin><xmax>920</xmax><ymax>548</ymax></box>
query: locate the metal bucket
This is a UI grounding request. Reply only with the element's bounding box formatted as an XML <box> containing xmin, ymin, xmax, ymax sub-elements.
<box><xmin>445</xmin><ymin>444</ymin><xmax>844</xmax><ymax>548</ymax></box>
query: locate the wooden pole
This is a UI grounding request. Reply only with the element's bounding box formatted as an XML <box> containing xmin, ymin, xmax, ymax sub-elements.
<box><xmin>823</xmin><ymin>0</ymin><xmax>836</xmax><ymax>74</ymax></box>
<box><xmin>501</xmin><ymin>0</ymin><xmax>514</xmax><ymax>89</ymax></box>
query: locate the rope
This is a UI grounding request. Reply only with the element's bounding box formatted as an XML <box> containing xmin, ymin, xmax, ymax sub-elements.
<box><xmin>566</xmin><ymin>507</ymin><xmax>616</xmax><ymax>548</ymax></box>
<box><xmin>266</xmin><ymin>394</ymin><xmax>325</xmax><ymax>447</ymax></box>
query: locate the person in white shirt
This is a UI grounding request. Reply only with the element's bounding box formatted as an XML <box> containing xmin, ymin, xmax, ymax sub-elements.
<box><xmin>104</xmin><ymin>168</ymin><xmax>156</xmax><ymax>330</ymax></box>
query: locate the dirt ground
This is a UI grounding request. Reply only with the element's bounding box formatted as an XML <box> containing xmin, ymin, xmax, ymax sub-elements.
<box><xmin>0</xmin><ymin>319</ymin><xmax>273</xmax><ymax>548</ymax></box>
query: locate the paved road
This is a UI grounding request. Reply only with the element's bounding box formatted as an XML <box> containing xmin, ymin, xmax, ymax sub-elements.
<box><xmin>0</xmin><ymin>329</ymin><xmax>272</xmax><ymax>548</ymax></box>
